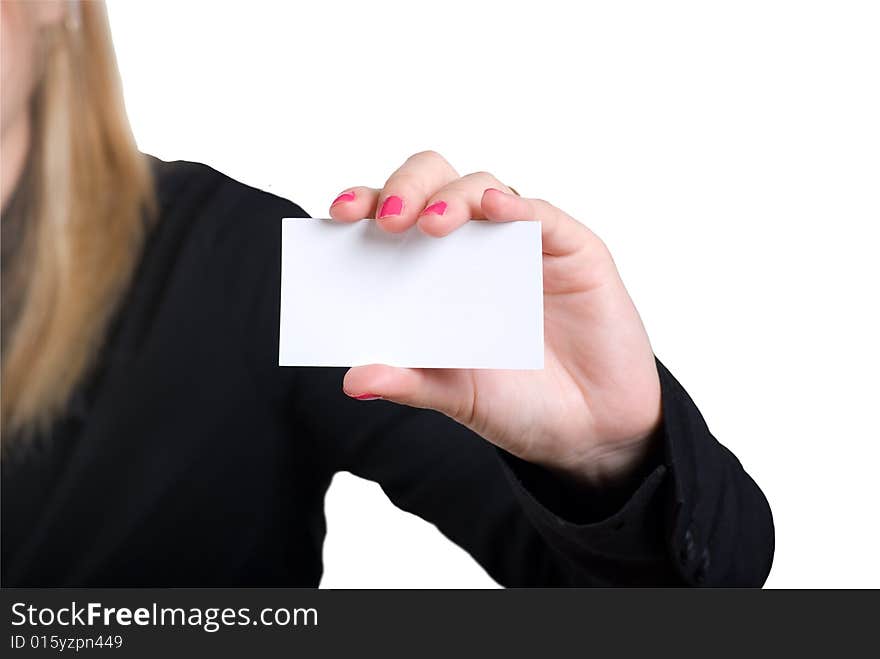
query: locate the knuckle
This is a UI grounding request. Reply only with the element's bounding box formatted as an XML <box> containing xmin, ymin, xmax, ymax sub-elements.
<box><xmin>529</xmin><ymin>197</ymin><xmax>555</xmax><ymax>216</ymax></box>
<box><xmin>592</xmin><ymin>234</ymin><xmax>613</xmax><ymax>260</ymax></box>
<box><xmin>466</xmin><ymin>170</ymin><xmax>497</xmax><ymax>182</ymax></box>
<box><xmin>386</xmin><ymin>170</ymin><xmax>425</xmax><ymax>193</ymax></box>
<box><xmin>408</xmin><ymin>149</ymin><xmax>446</xmax><ymax>164</ymax></box>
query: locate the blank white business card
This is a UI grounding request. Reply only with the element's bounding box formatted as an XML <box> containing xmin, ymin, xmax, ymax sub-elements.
<box><xmin>279</xmin><ymin>218</ymin><xmax>544</xmax><ymax>369</ymax></box>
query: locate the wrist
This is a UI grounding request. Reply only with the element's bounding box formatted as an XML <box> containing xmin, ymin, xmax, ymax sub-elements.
<box><xmin>557</xmin><ymin>422</ymin><xmax>664</xmax><ymax>491</ymax></box>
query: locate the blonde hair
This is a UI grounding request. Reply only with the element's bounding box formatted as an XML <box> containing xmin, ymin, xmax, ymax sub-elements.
<box><xmin>1</xmin><ymin>1</ymin><xmax>154</xmax><ymax>440</ymax></box>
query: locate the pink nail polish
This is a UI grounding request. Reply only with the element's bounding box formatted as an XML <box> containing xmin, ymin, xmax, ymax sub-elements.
<box><xmin>378</xmin><ymin>195</ymin><xmax>404</xmax><ymax>218</ymax></box>
<box><xmin>331</xmin><ymin>191</ymin><xmax>356</xmax><ymax>207</ymax></box>
<box><xmin>421</xmin><ymin>201</ymin><xmax>447</xmax><ymax>216</ymax></box>
<box><xmin>353</xmin><ymin>393</ymin><xmax>382</xmax><ymax>400</ymax></box>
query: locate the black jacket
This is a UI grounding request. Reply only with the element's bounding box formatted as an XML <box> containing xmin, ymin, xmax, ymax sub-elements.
<box><xmin>1</xmin><ymin>157</ymin><xmax>774</xmax><ymax>587</ymax></box>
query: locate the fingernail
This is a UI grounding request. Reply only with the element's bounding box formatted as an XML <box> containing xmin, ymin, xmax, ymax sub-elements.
<box><xmin>352</xmin><ymin>393</ymin><xmax>382</xmax><ymax>401</ymax></box>
<box><xmin>378</xmin><ymin>195</ymin><xmax>404</xmax><ymax>218</ymax></box>
<box><xmin>485</xmin><ymin>187</ymin><xmax>506</xmax><ymax>196</ymax></box>
<box><xmin>421</xmin><ymin>201</ymin><xmax>447</xmax><ymax>216</ymax></box>
<box><xmin>331</xmin><ymin>191</ymin><xmax>356</xmax><ymax>207</ymax></box>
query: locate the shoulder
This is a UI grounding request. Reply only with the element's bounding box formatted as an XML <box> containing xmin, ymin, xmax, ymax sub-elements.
<box><xmin>125</xmin><ymin>156</ymin><xmax>307</xmax><ymax>374</ymax></box>
<box><xmin>141</xmin><ymin>154</ymin><xmax>309</xmax><ymax>273</ymax></box>
<box><xmin>146</xmin><ymin>155</ymin><xmax>308</xmax><ymax>227</ymax></box>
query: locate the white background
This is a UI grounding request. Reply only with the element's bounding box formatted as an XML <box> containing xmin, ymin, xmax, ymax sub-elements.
<box><xmin>107</xmin><ymin>0</ymin><xmax>880</xmax><ymax>588</ymax></box>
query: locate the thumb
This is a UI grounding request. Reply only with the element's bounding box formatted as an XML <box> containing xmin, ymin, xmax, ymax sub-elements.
<box><xmin>343</xmin><ymin>364</ymin><xmax>475</xmax><ymax>421</ymax></box>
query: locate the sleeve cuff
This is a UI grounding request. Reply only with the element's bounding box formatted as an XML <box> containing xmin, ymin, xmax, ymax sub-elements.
<box><xmin>653</xmin><ymin>358</ymin><xmax>774</xmax><ymax>586</ymax></box>
<box><xmin>496</xmin><ymin>447</ymin><xmax>670</xmax><ymax>566</ymax></box>
<box><xmin>496</xmin><ymin>357</ymin><xmax>774</xmax><ymax>586</ymax></box>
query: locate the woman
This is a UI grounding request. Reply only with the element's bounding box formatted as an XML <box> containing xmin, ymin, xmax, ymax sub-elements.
<box><xmin>1</xmin><ymin>1</ymin><xmax>772</xmax><ymax>587</ymax></box>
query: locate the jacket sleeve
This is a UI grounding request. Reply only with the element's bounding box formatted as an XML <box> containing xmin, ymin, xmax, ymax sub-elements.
<box><xmin>495</xmin><ymin>359</ymin><xmax>775</xmax><ymax>586</ymax></box>
<box><xmin>229</xmin><ymin>184</ymin><xmax>774</xmax><ymax>587</ymax></box>
<box><xmin>288</xmin><ymin>360</ymin><xmax>774</xmax><ymax>587</ymax></box>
